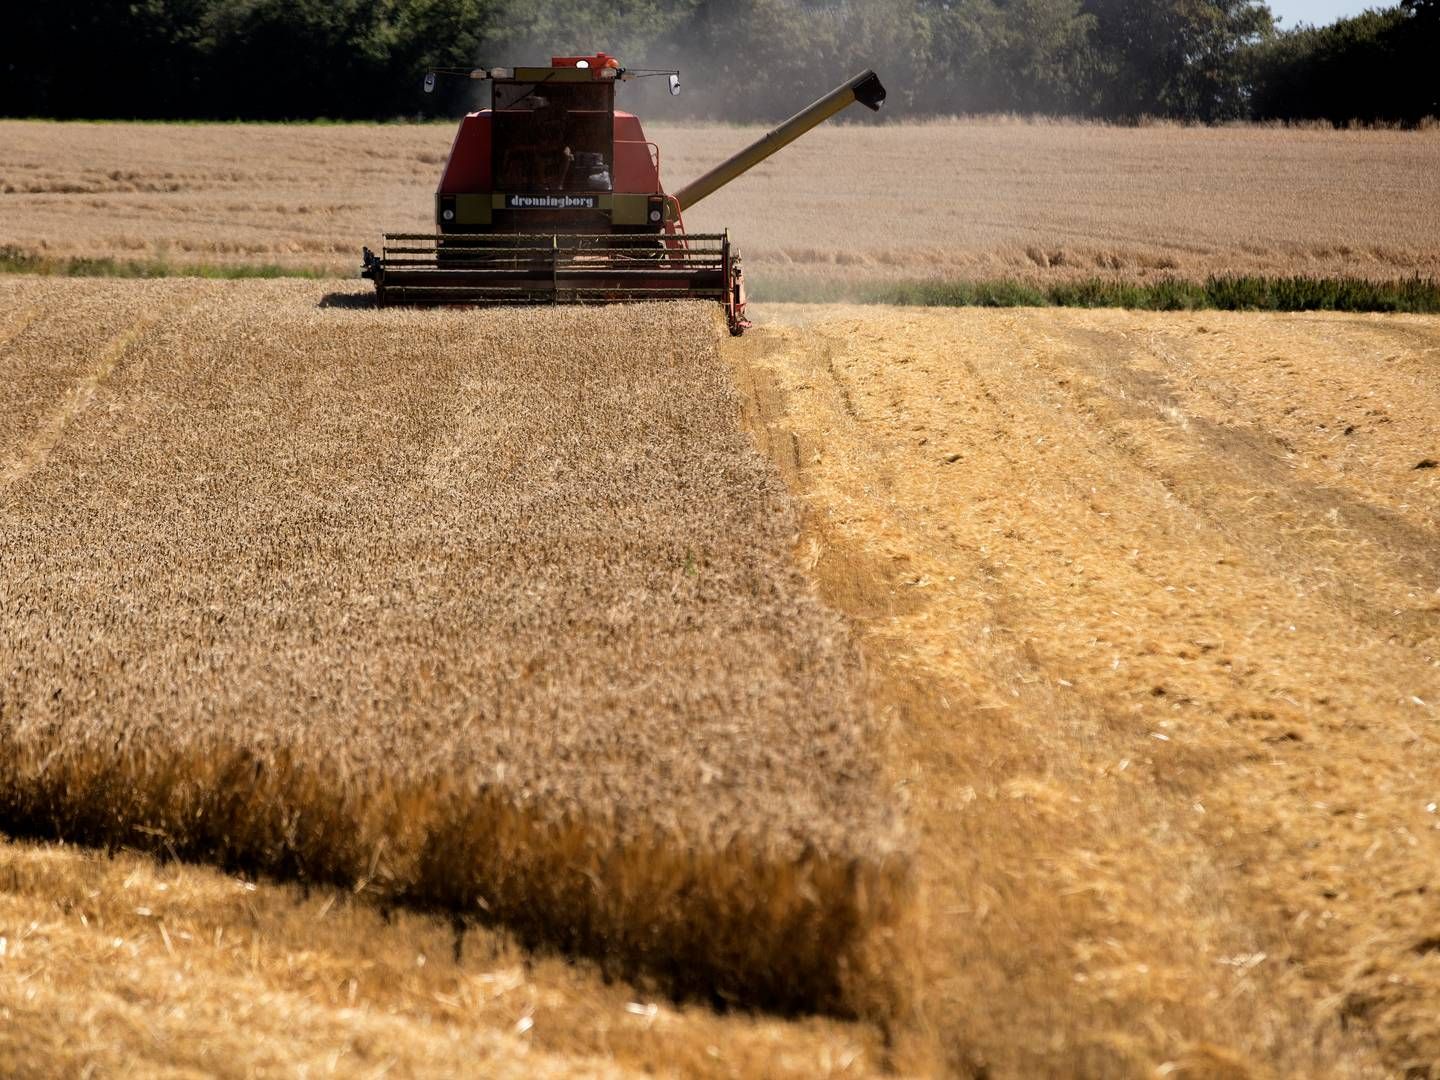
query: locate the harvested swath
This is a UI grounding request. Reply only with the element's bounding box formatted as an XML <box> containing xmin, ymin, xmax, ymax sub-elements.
<box><xmin>732</xmin><ymin>305</ymin><xmax>1440</xmax><ymax>1075</ymax></box>
<box><xmin>0</xmin><ymin>836</ymin><xmax>883</xmax><ymax>1079</ymax></box>
<box><xmin>0</xmin><ymin>278</ymin><xmax>910</xmax><ymax>1016</ymax></box>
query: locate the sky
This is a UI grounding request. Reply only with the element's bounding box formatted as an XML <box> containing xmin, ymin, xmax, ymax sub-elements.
<box><xmin>1266</xmin><ymin>0</ymin><xmax>1376</xmax><ymax>28</ymax></box>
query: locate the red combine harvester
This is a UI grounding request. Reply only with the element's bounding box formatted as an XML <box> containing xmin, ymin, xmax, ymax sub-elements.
<box><xmin>362</xmin><ymin>55</ymin><xmax>885</xmax><ymax>333</ymax></box>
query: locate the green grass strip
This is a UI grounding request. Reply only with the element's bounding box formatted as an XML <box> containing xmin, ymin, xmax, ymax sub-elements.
<box><xmin>753</xmin><ymin>274</ymin><xmax>1440</xmax><ymax>314</ymax></box>
<box><xmin>0</xmin><ymin>246</ymin><xmax>332</xmax><ymax>280</ymax></box>
<box><xmin>4</xmin><ymin>248</ymin><xmax>1437</xmax><ymax>314</ymax></box>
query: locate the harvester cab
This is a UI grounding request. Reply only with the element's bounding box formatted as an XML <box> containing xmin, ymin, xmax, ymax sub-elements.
<box><xmin>362</xmin><ymin>55</ymin><xmax>885</xmax><ymax>334</ymax></box>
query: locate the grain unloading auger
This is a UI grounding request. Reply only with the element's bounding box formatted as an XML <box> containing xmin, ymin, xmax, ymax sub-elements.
<box><xmin>362</xmin><ymin>56</ymin><xmax>885</xmax><ymax>334</ymax></box>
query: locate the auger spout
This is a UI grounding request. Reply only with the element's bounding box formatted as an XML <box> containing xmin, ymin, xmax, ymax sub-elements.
<box><xmin>672</xmin><ymin>70</ymin><xmax>886</xmax><ymax>212</ymax></box>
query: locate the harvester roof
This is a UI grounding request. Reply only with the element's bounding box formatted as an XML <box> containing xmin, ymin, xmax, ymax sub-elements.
<box><xmin>494</xmin><ymin>54</ymin><xmax>626</xmax><ymax>84</ymax></box>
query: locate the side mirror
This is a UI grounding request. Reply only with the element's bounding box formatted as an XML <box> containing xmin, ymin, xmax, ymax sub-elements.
<box><xmin>668</xmin><ymin>74</ymin><xmax>681</xmax><ymax>97</ymax></box>
<box><xmin>423</xmin><ymin>72</ymin><xmax>436</xmax><ymax>94</ymax></box>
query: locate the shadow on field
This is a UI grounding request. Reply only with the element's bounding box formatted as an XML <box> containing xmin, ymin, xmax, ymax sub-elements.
<box><xmin>317</xmin><ymin>291</ymin><xmax>376</xmax><ymax>309</ymax></box>
<box><xmin>0</xmin><ymin>755</ymin><xmax>914</xmax><ymax>1022</ymax></box>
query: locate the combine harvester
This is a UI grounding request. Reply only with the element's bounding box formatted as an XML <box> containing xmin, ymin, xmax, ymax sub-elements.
<box><xmin>362</xmin><ymin>55</ymin><xmax>885</xmax><ymax>333</ymax></box>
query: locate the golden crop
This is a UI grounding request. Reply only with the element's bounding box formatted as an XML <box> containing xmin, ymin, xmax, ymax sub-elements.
<box><xmin>735</xmin><ymin>303</ymin><xmax>1440</xmax><ymax>1076</ymax></box>
<box><xmin>2</xmin><ymin>119</ymin><xmax>1437</xmax><ymax>287</ymax></box>
<box><xmin>0</xmin><ymin>277</ymin><xmax>910</xmax><ymax>1019</ymax></box>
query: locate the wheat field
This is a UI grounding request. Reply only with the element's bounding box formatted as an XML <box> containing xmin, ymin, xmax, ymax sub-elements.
<box><xmin>2</xmin><ymin>119</ymin><xmax>1438</xmax><ymax>287</ymax></box>
<box><xmin>0</xmin><ymin>279</ymin><xmax>911</xmax><ymax>1050</ymax></box>
<box><xmin>4</xmin><ymin>276</ymin><xmax>1440</xmax><ymax>1074</ymax></box>
<box><xmin>5</xmin><ymin>114</ymin><xmax>1440</xmax><ymax>1077</ymax></box>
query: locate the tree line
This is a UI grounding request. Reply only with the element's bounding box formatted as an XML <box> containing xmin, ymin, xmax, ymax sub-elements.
<box><xmin>2</xmin><ymin>0</ymin><xmax>1436</xmax><ymax>124</ymax></box>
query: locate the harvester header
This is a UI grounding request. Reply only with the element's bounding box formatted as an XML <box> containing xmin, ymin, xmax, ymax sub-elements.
<box><xmin>363</xmin><ymin>57</ymin><xmax>886</xmax><ymax>333</ymax></box>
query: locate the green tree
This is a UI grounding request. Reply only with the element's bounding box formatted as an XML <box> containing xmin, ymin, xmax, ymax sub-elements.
<box><xmin>660</xmin><ymin>0</ymin><xmax>928</xmax><ymax>121</ymax></box>
<box><xmin>0</xmin><ymin>0</ymin><xmax>221</xmax><ymax>118</ymax></box>
<box><xmin>1248</xmin><ymin>3</ymin><xmax>1439</xmax><ymax>125</ymax></box>
<box><xmin>918</xmin><ymin>0</ymin><xmax>1003</xmax><ymax>112</ymax></box>
<box><xmin>487</xmin><ymin>0</ymin><xmax>697</xmax><ymax>61</ymax></box>
<box><xmin>1083</xmin><ymin>0</ymin><xmax>1273</xmax><ymax>120</ymax></box>
<box><xmin>988</xmin><ymin>0</ymin><xmax>1097</xmax><ymax>113</ymax></box>
<box><xmin>8</xmin><ymin>0</ymin><xmax>1438</xmax><ymax>124</ymax></box>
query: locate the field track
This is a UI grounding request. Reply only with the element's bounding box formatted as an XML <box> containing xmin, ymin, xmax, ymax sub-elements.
<box><xmin>731</xmin><ymin>305</ymin><xmax>1440</xmax><ymax>1076</ymax></box>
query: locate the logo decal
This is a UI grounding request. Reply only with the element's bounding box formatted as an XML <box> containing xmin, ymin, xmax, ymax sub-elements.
<box><xmin>505</xmin><ymin>194</ymin><xmax>599</xmax><ymax>210</ymax></box>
